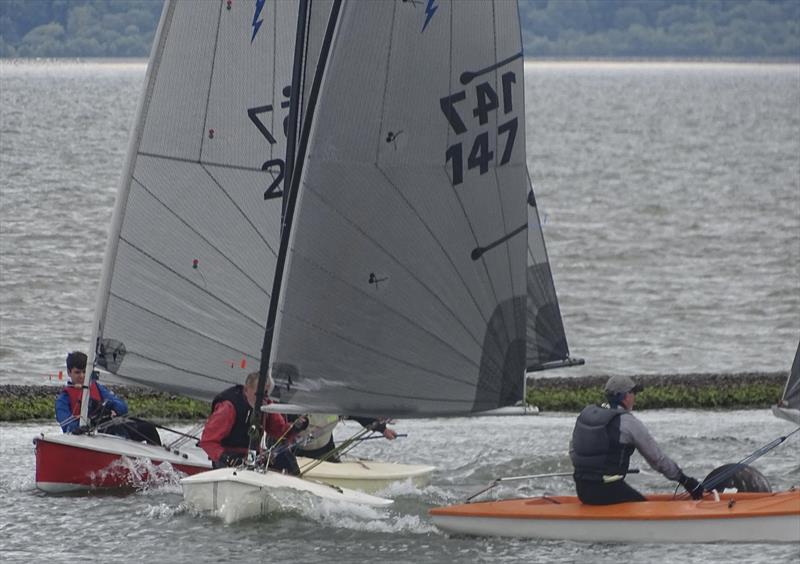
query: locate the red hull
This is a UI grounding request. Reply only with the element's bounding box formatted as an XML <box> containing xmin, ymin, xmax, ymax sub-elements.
<box><xmin>34</xmin><ymin>435</ymin><xmax>209</xmax><ymax>491</ymax></box>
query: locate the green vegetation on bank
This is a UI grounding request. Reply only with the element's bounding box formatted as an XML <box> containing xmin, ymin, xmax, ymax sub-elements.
<box><xmin>0</xmin><ymin>385</ymin><xmax>210</xmax><ymax>422</ymax></box>
<box><xmin>0</xmin><ymin>372</ymin><xmax>787</xmax><ymax>421</ymax></box>
<box><xmin>0</xmin><ymin>0</ymin><xmax>797</xmax><ymax>59</ymax></box>
<box><xmin>526</xmin><ymin>373</ymin><xmax>786</xmax><ymax>412</ymax></box>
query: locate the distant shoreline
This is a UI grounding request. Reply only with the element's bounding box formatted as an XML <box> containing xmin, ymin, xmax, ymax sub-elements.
<box><xmin>0</xmin><ymin>371</ymin><xmax>787</xmax><ymax>421</ymax></box>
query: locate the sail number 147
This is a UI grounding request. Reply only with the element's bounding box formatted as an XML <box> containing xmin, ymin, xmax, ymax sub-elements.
<box><xmin>440</xmin><ymin>71</ymin><xmax>517</xmax><ymax>186</ymax></box>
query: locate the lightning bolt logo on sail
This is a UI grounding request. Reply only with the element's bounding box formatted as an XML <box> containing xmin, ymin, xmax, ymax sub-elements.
<box><xmin>422</xmin><ymin>0</ymin><xmax>438</xmax><ymax>32</ymax></box>
<box><xmin>252</xmin><ymin>0</ymin><xmax>266</xmax><ymax>43</ymax></box>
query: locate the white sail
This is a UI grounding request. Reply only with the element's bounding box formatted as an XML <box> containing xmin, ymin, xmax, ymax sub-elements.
<box><xmin>773</xmin><ymin>341</ymin><xmax>800</xmax><ymax>424</ymax></box>
<box><xmin>270</xmin><ymin>0</ymin><xmax>530</xmax><ymax>416</ymax></box>
<box><xmin>92</xmin><ymin>0</ymin><xmax>297</xmax><ymax>399</ymax></box>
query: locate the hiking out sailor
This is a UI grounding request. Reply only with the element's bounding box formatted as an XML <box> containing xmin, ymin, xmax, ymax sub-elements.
<box><xmin>55</xmin><ymin>351</ymin><xmax>161</xmax><ymax>445</ymax></box>
<box><xmin>292</xmin><ymin>414</ymin><xmax>397</xmax><ymax>463</ymax></box>
<box><xmin>199</xmin><ymin>371</ymin><xmax>306</xmax><ymax>473</ymax></box>
<box><xmin>569</xmin><ymin>375</ymin><xmax>703</xmax><ymax>505</ymax></box>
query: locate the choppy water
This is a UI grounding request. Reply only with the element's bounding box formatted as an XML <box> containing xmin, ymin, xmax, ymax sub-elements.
<box><xmin>0</xmin><ymin>60</ymin><xmax>798</xmax><ymax>385</ymax></box>
<box><xmin>0</xmin><ymin>60</ymin><xmax>799</xmax><ymax>561</ymax></box>
<box><xmin>2</xmin><ymin>412</ymin><xmax>799</xmax><ymax>563</ymax></box>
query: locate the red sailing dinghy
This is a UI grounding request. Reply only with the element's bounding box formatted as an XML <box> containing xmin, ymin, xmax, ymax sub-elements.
<box><xmin>34</xmin><ymin>432</ymin><xmax>211</xmax><ymax>493</ymax></box>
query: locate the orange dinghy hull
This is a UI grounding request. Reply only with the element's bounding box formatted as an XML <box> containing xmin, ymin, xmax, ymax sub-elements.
<box><xmin>430</xmin><ymin>491</ymin><xmax>800</xmax><ymax>543</ymax></box>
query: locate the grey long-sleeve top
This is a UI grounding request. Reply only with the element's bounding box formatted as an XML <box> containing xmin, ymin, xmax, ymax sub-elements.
<box><xmin>618</xmin><ymin>410</ymin><xmax>683</xmax><ymax>481</ymax></box>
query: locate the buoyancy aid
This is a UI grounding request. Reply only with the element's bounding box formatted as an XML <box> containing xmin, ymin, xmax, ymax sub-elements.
<box><xmin>570</xmin><ymin>405</ymin><xmax>635</xmax><ymax>482</ymax></box>
<box><xmin>300</xmin><ymin>414</ymin><xmax>340</xmax><ymax>450</ymax></box>
<box><xmin>211</xmin><ymin>385</ymin><xmax>253</xmax><ymax>450</ymax></box>
<box><xmin>64</xmin><ymin>382</ymin><xmax>103</xmax><ymax>420</ymax></box>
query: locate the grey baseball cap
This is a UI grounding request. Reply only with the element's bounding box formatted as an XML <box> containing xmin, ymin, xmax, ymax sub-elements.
<box><xmin>604</xmin><ymin>375</ymin><xmax>644</xmax><ymax>394</ymax></box>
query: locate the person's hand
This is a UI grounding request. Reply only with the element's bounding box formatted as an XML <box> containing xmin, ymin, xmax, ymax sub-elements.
<box><xmin>382</xmin><ymin>428</ymin><xmax>397</xmax><ymax>440</ymax></box>
<box><xmin>72</xmin><ymin>425</ymin><xmax>89</xmax><ymax>435</ymax></box>
<box><xmin>680</xmin><ymin>474</ymin><xmax>704</xmax><ymax>500</ymax></box>
<box><xmin>101</xmin><ymin>400</ymin><xmax>118</xmax><ymax>417</ymax></box>
<box><xmin>218</xmin><ymin>453</ymin><xmax>243</xmax><ymax>467</ymax></box>
<box><xmin>292</xmin><ymin>416</ymin><xmax>308</xmax><ymax>432</ymax></box>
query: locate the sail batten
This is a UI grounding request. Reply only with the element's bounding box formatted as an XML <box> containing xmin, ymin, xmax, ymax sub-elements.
<box><xmin>298</xmin><ymin>175</ymin><xmax>510</xmax><ymax>354</ymax></box>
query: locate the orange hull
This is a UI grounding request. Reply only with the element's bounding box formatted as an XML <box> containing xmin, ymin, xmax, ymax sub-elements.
<box><xmin>431</xmin><ymin>491</ymin><xmax>800</xmax><ymax>542</ymax></box>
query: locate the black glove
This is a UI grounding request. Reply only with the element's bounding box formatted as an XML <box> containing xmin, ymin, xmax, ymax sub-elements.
<box><xmin>679</xmin><ymin>474</ymin><xmax>704</xmax><ymax>500</ymax></box>
<box><xmin>72</xmin><ymin>425</ymin><xmax>89</xmax><ymax>435</ymax></box>
<box><xmin>218</xmin><ymin>452</ymin><xmax>243</xmax><ymax>467</ymax></box>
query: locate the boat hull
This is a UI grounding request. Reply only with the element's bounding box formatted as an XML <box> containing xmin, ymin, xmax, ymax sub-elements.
<box><xmin>430</xmin><ymin>491</ymin><xmax>800</xmax><ymax>543</ymax></box>
<box><xmin>297</xmin><ymin>457</ymin><xmax>434</xmax><ymax>493</ymax></box>
<box><xmin>771</xmin><ymin>405</ymin><xmax>800</xmax><ymax>425</ymax></box>
<box><xmin>34</xmin><ymin>432</ymin><xmax>210</xmax><ymax>492</ymax></box>
<box><xmin>477</xmin><ymin>405</ymin><xmax>540</xmax><ymax>416</ymax></box>
<box><xmin>181</xmin><ymin>467</ymin><xmax>393</xmax><ymax>523</ymax></box>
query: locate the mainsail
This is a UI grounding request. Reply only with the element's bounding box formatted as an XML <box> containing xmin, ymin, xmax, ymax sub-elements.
<box><xmin>772</xmin><ymin>341</ymin><xmax>800</xmax><ymax>424</ymax></box>
<box><xmin>524</xmin><ymin>181</ymin><xmax>579</xmax><ymax>372</ymax></box>
<box><xmin>90</xmin><ymin>0</ymin><xmax>577</xmax><ymax>413</ymax></box>
<box><xmin>90</xmin><ymin>0</ymin><xmax>297</xmax><ymax>399</ymax></box>
<box><xmin>269</xmin><ymin>1</ymin><xmax>532</xmax><ymax>416</ymax></box>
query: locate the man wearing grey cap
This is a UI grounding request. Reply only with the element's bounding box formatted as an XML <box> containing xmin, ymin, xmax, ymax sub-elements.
<box><xmin>569</xmin><ymin>375</ymin><xmax>703</xmax><ymax>504</ymax></box>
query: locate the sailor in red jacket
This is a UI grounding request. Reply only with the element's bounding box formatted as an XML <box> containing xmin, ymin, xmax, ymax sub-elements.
<box><xmin>199</xmin><ymin>371</ymin><xmax>304</xmax><ymax>474</ymax></box>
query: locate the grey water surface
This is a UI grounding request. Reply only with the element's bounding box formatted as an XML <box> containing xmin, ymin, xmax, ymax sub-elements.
<box><xmin>1</xmin><ymin>60</ymin><xmax>797</xmax><ymax>384</ymax></box>
<box><xmin>2</xmin><ymin>412</ymin><xmax>799</xmax><ymax>563</ymax></box>
<box><xmin>1</xmin><ymin>60</ymin><xmax>799</xmax><ymax>562</ymax></box>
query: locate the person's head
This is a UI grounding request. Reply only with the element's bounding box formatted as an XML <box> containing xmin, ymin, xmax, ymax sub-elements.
<box><xmin>604</xmin><ymin>375</ymin><xmax>643</xmax><ymax>410</ymax></box>
<box><xmin>66</xmin><ymin>351</ymin><xmax>88</xmax><ymax>386</ymax></box>
<box><xmin>242</xmin><ymin>371</ymin><xmax>275</xmax><ymax>408</ymax></box>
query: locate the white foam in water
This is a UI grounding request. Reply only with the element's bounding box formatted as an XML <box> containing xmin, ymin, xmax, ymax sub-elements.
<box><xmin>373</xmin><ymin>477</ymin><xmax>423</xmax><ymax>497</ymax></box>
<box><xmin>142</xmin><ymin>502</ymin><xmax>182</xmax><ymax>520</ymax></box>
<box><xmin>104</xmin><ymin>456</ymin><xmax>187</xmax><ymax>492</ymax></box>
<box><xmin>301</xmin><ymin>498</ymin><xmax>437</xmax><ymax>535</ymax></box>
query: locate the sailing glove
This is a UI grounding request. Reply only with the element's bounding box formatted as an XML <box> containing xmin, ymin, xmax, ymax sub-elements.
<box><xmin>679</xmin><ymin>474</ymin><xmax>704</xmax><ymax>500</ymax></box>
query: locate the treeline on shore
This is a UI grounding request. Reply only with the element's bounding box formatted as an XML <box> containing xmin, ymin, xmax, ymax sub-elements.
<box><xmin>0</xmin><ymin>372</ymin><xmax>787</xmax><ymax>422</ymax></box>
<box><xmin>1</xmin><ymin>0</ymin><xmax>797</xmax><ymax>59</ymax></box>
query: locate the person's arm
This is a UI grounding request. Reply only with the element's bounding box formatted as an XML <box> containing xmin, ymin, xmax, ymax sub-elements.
<box><xmin>351</xmin><ymin>416</ymin><xmax>396</xmax><ymax>440</ymax></box>
<box><xmin>96</xmin><ymin>383</ymin><xmax>128</xmax><ymax>416</ymax></box>
<box><xmin>55</xmin><ymin>391</ymin><xmax>78</xmax><ymax>433</ymax></box>
<box><xmin>264</xmin><ymin>411</ymin><xmax>293</xmax><ymax>440</ymax></box>
<box><xmin>619</xmin><ymin>413</ymin><xmax>683</xmax><ymax>481</ymax></box>
<box><xmin>198</xmin><ymin>401</ymin><xmax>236</xmax><ymax>462</ymax></box>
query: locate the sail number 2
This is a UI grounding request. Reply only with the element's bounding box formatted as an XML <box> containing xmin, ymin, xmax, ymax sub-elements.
<box><xmin>440</xmin><ymin>71</ymin><xmax>517</xmax><ymax>186</ymax></box>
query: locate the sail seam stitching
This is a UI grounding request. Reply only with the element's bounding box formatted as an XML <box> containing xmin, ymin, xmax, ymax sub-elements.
<box><xmin>116</xmin><ymin>232</ymin><xmax>267</xmax><ymax>328</ymax></box>
<box><xmin>295</xmin><ymin>184</ymin><xmax>507</xmax><ymax>383</ymax></box>
<box><xmin>130</xmin><ymin>173</ymin><xmax>275</xmax><ymax>292</ymax></box>
<box><xmin>198</xmin><ymin>0</ymin><xmax>224</xmax><ymax>162</ymax></box>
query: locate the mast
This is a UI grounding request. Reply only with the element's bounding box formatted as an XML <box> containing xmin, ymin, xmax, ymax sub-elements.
<box><xmin>249</xmin><ymin>0</ymin><xmax>342</xmax><ymax>455</ymax></box>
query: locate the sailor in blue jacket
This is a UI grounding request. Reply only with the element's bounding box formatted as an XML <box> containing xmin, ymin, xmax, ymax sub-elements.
<box><xmin>55</xmin><ymin>351</ymin><xmax>160</xmax><ymax>445</ymax></box>
<box><xmin>56</xmin><ymin>351</ymin><xmax>128</xmax><ymax>432</ymax></box>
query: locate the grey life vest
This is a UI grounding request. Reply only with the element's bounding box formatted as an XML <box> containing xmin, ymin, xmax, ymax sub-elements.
<box><xmin>570</xmin><ymin>405</ymin><xmax>635</xmax><ymax>482</ymax></box>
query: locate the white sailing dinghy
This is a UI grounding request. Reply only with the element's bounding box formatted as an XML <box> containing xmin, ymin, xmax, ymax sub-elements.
<box><xmin>181</xmin><ymin>0</ymin><xmax>580</xmax><ymax>521</ymax></box>
<box><xmin>772</xmin><ymin>341</ymin><xmax>800</xmax><ymax>424</ymax></box>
